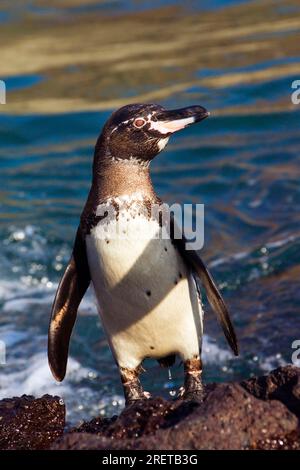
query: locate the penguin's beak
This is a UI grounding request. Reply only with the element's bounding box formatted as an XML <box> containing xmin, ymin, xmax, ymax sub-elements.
<box><xmin>152</xmin><ymin>105</ymin><xmax>209</xmax><ymax>134</ymax></box>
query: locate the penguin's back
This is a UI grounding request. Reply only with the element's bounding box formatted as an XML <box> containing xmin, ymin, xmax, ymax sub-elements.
<box><xmin>86</xmin><ymin>198</ymin><xmax>203</xmax><ymax>369</ymax></box>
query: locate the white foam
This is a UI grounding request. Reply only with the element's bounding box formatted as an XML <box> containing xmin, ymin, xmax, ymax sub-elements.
<box><xmin>202</xmin><ymin>334</ymin><xmax>232</xmax><ymax>363</ymax></box>
<box><xmin>0</xmin><ymin>325</ymin><xmax>124</xmax><ymax>424</ymax></box>
<box><xmin>209</xmin><ymin>250</ymin><xmax>249</xmax><ymax>268</ymax></box>
<box><xmin>0</xmin><ymin>280</ymin><xmax>30</xmax><ymax>301</ymax></box>
<box><xmin>2</xmin><ymin>293</ymin><xmax>55</xmax><ymax>313</ymax></box>
<box><xmin>0</xmin><ymin>278</ymin><xmax>97</xmax><ymax>317</ymax></box>
<box><xmin>265</xmin><ymin>235</ymin><xmax>295</xmax><ymax>250</ymax></box>
<box><xmin>0</xmin><ymin>328</ymin><xmax>28</xmax><ymax>348</ymax></box>
<box><xmin>260</xmin><ymin>353</ymin><xmax>287</xmax><ymax>372</ymax></box>
<box><xmin>0</xmin><ymin>327</ymin><xmax>93</xmax><ymax>399</ymax></box>
<box><xmin>210</xmin><ymin>235</ymin><xmax>298</xmax><ymax>270</ymax></box>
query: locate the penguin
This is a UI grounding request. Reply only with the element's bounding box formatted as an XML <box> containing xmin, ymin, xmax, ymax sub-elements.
<box><xmin>48</xmin><ymin>103</ymin><xmax>238</xmax><ymax>404</ymax></box>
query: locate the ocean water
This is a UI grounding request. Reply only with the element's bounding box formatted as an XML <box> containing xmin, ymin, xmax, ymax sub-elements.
<box><xmin>0</xmin><ymin>0</ymin><xmax>300</xmax><ymax>425</ymax></box>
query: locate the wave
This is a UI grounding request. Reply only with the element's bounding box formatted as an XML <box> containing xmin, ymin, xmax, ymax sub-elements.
<box><xmin>0</xmin><ymin>324</ymin><xmax>124</xmax><ymax>425</ymax></box>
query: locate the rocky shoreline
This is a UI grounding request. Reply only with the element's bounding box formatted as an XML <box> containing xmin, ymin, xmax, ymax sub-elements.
<box><xmin>0</xmin><ymin>365</ymin><xmax>299</xmax><ymax>450</ymax></box>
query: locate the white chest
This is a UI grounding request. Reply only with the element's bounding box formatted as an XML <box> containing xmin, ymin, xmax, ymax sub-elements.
<box><xmin>85</xmin><ymin>203</ymin><xmax>203</xmax><ymax>368</ymax></box>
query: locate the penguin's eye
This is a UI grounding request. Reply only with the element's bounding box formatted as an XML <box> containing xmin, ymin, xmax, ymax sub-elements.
<box><xmin>133</xmin><ymin>118</ymin><xmax>146</xmax><ymax>128</ymax></box>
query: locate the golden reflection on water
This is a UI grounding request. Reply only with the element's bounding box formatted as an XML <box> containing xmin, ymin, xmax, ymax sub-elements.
<box><xmin>0</xmin><ymin>0</ymin><xmax>299</xmax><ymax>114</ymax></box>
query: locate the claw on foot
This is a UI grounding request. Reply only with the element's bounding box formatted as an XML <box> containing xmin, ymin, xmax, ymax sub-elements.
<box><xmin>177</xmin><ymin>386</ymin><xmax>204</xmax><ymax>402</ymax></box>
<box><xmin>178</xmin><ymin>356</ymin><xmax>204</xmax><ymax>402</ymax></box>
<box><xmin>177</xmin><ymin>386</ymin><xmax>185</xmax><ymax>398</ymax></box>
<box><xmin>126</xmin><ymin>391</ymin><xmax>151</xmax><ymax>406</ymax></box>
<box><xmin>182</xmin><ymin>388</ymin><xmax>204</xmax><ymax>403</ymax></box>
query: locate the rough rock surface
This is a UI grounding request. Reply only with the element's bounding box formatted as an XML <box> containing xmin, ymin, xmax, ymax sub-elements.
<box><xmin>1</xmin><ymin>366</ymin><xmax>300</xmax><ymax>450</ymax></box>
<box><xmin>0</xmin><ymin>394</ymin><xmax>65</xmax><ymax>450</ymax></box>
<box><xmin>241</xmin><ymin>364</ymin><xmax>300</xmax><ymax>417</ymax></box>
<box><xmin>53</xmin><ymin>377</ymin><xmax>299</xmax><ymax>450</ymax></box>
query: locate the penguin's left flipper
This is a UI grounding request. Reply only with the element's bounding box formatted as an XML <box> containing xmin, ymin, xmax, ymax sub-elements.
<box><xmin>170</xmin><ymin>221</ymin><xmax>239</xmax><ymax>356</ymax></box>
<box><xmin>48</xmin><ymin>228</ymin><xmax>91</xmax><ymax>381</ymax></box>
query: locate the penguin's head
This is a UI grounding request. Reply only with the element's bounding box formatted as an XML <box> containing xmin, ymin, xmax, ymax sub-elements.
<box><xmin>96</xmin><ymin>103</ymin><xmax>209</xmax><ymax>166</ymax></box>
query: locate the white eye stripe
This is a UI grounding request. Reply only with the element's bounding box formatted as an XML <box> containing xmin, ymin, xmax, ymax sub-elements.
<box><xmin>111</xmin><ymin>118</ymin><xmax>136</xmax><ymax>133</ymax></box>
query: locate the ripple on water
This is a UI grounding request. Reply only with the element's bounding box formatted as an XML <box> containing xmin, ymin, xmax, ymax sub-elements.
<box><xmin>0</xmin><ymin>0</ymin><xmax>299</xmax><ymax>423</ymax></box>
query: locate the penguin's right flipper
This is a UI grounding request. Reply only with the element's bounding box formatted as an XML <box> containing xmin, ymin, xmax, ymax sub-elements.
<box><xmin>48</xmin><ymin>228</ymin><xmax>90</xmax><ymax>381</ymax></box>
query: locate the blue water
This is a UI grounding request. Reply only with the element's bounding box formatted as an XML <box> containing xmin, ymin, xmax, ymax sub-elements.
<box><xmin>0</xmin><ymin>0</ymin><xmax>300</xmax><ymax>425</ymax></box>
<box><xmin>4</xmin><ymin>75</ymin><xmax>44</xmax><ymax>92</ymax></box>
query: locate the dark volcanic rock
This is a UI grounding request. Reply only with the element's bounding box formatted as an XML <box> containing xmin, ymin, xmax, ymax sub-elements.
<box><xmin>73</xmin><ymin>397</ymin><xmax>198</xmax><ymax>439</ymax></box>
<box><xmin>0</xmin><ymin>394</ymin><xmax>65</xmax><ymax>450</ymax></box>
<box><xmin>1</xmin><ymin>366</ymin><xmax>300</xmax><ymax>450</ymax></box>
<box><xmin>53</xmin><ymin>379</ymin><xmax>298</xmax><ymax>450</ymax></box>
<box><xmin>242</xmin><ymin>364</ymin><xmax>300</xmax><ymax>418</ymax></box>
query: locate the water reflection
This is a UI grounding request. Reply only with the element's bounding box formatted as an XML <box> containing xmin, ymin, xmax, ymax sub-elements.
<box><xmin>0</xmin><ymin>0</ymin><xmax>299</xmax><ymax>424</ymax></box>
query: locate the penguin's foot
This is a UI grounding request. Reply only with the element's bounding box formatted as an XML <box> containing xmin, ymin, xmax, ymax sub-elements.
<box><xmin>120</xmin><ymin>365</ymin><xmax>150</xmax><ymax>406</ymax></box>
<box><xmin>126</xmin><ymin>391</ymin><xmax>152</xmax><ymax>406</ymax></box>
<box><xmin>180</xmin><ymin>356</ymin><xmax>204</xmax><ymax>403</ymax></box>
<box><xmin>181</xmin><ymin>387</ymin><xmax>204</xmax><ymax>403</ymax></box>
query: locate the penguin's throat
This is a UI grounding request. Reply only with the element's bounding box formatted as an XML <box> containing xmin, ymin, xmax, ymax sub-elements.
<box><xmin>93</xmin><ymin>160</ymin><xmax>157</xmax><ymax>204</ymax></box>
<box><xmin>110</xmin><ymin>155</ymin><xmax>151</xmax><ymax>168</ymax></box>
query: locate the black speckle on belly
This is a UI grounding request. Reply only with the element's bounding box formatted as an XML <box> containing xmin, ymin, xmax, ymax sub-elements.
<box><xmin>146</xmin><ymin>290</ymin><xmax>151</xmax><ymax>297</ymax></box>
